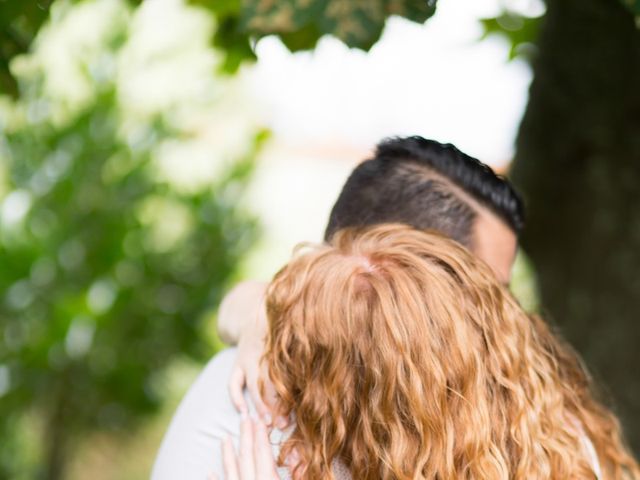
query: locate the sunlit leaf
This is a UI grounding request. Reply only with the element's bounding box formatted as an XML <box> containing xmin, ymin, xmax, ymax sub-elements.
<box><xmin>190</xmin><ymin>0</ymin><xmax>437</xmax><ymax>68</ymax></box>
<box><xmin>480</xmin><ymin>11</ymin><xmax>542</xmax><ymax>61</ymax></box>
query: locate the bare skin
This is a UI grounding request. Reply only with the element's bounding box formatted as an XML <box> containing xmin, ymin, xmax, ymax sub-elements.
<box><xmin>220</xmin><ymin>208</ymin><xmax>518</xmax><ymax>423</ymax></box>
<box><xmin>208</xmin><ymin>417</ymin><xmax>280</xmax><ymax>480</ymax></box>
<box><xmin>472</xmin><ymin>208</ymin><xmax>518</xmax><ymax>287</ymax></box>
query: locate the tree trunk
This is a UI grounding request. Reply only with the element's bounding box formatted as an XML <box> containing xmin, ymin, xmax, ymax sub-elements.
<box><xmin>43</xmin><ymin>380</ymin><xmax>71</xmax><ymax>480</ymax></box>
<box><xmin>512</xmin><ymin>0</ymin><xmax>640</xmax><ymax>452</ymax></box>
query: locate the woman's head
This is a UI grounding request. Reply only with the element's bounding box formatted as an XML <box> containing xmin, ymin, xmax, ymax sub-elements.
<box><xmin>264</xmin><ymin>224</ymin><xmax>638</xmax><ymax>479</ymax></box>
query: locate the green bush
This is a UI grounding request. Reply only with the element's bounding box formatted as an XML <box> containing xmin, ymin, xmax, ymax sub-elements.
<box><xmin>0</xmin><ymin>1</ymin><xmax>264</xmax><ymax>477</ymax></box>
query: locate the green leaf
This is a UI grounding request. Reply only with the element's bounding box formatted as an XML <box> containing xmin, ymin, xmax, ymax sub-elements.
<box><xmin>317</xmin><ymin>0</ymin><xmax>387</xmax><ymax>49</ymax></box>
<box><xmin>480</xmin><ymin>11</ymin><xmax>542</xmax><ymax>61</ymax></box>
<box><xmin>239</xmin><ymin>0</ymin><xmax>437</xmax><ymax>51</ymax></box>
<box><xmin>214</xmin><ymin>17</ymin><xmax>257</xmax><ymax>73</ymax></box>
<box><xmin>190</xmin><ymin>0</ymin><xmax>437</xmax><ymax>67</ymax></box>
<box><xmin>190</xmin><ymin>0</ymin><xmax>242</xmax><ymax>17</ymax></box>
<box><xmin>385</xmin><ymin>0</ymin><xmax>437</xmax><ymax>23</ymax></box>
<box><xmin>241</xmin><ymin>0</ymin><xmax>324</xmax><ymax>34</ymax></box>
<box><xmin>278</xmin><ymin>21</ymin><xmax>323</xmax><ymax>51</ymax></box>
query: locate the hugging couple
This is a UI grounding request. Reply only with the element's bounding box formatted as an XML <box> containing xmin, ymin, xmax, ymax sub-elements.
<box><xmin>153</xmin><ymin>137</ymin><xmax>639</xmax><ymax>479</ymax></box>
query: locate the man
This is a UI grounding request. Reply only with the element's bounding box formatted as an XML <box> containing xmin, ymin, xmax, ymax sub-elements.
<box><xmin>152</xmin><ymin>137</ymin><xmax>524</xmax><ymax>479</ymax></box>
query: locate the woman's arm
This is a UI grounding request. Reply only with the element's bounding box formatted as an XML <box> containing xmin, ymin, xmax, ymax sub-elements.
<box><xmin>217</xmin><ymin>281</ymin><xmax>267</xmax><ymax>345</ymax></box>
<box><xmin>218</xmin><ymin>281</ymin><xmax>283</xmax><ymax>425</ymax></box>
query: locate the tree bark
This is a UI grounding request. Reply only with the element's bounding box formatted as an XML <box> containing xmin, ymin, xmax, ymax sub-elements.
<box><xmin>43</xmin><ymin>378</ymin><xmax>71</xmax><ymax>480</ymax></box>
<box><xmin>512</xmin><ymin>0</ymin><xmax>640</xmax><ymax>452</ymax></box>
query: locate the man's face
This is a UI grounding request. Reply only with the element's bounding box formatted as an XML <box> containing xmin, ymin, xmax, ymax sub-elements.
<box><xmin>471</xmin><ymin>208</ymin><xmax>518</xmax><ymax>285</ymax></box>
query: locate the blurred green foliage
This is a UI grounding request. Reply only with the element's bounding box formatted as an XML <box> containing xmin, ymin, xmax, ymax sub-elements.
<box><xmin>1</xmin><ymin>0</ymin><xmax>438</xmax><ymax>89</ymax></box>
<box><xmin>0</xmin><ymin>0</ymin><xmax>145</xmax><ymax>96</ymax></box>
<box><xmin>3</xmin><ymin>0</ymin><xmax>640</xmax><ymax>92</ymax></box>
<box><xmin>0</xmin><ymin>1</ymin><xmax>265</xmax><ymax>478</ymax></box>
<box><xmin>3</xmin><ymin>0</ymin><xmax>640</xmax><ymax>91</ymax></box>
<box><xmin>0</xmin><ymin>0</ymin><xmax>54</xmax><ymax>96</ymax></box>
<box><xmin>480</xmin><ymin>11</ymin><xmax>543</xmax><ymax>62</ymax></box>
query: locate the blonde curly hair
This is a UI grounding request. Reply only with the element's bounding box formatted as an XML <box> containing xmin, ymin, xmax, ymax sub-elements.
<box><xmin>263</xmin><ymin>224</ymin><xmax>639</xmax><ymax>479</ymax></box>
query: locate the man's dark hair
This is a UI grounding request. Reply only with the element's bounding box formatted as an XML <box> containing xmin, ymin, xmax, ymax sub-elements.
<box><xmin>324</xmin><ymin>136</ymin><xmax>524</xmax><ymax>247</ymax></box>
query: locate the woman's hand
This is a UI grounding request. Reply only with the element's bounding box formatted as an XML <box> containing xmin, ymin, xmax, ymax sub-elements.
<box><xmin>227</xmin><ymin>291</ymin><xmax>287</xmax><ymax>429</ymax></box>
<box><xmin>210</xmin><ymin>417</ymin><xmax>280</xmax><ymax>480</ymax></box>
<box><xmin>228</xmin><ymin>301</ymin><xmax>270</xmax><ymax>420</ymax></box>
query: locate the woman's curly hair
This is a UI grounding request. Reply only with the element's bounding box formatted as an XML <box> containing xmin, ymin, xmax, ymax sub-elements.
<box><xmin>262</xmin><ymin>224</ymin><xmax>639</xmax><ymax>479</ymax></box>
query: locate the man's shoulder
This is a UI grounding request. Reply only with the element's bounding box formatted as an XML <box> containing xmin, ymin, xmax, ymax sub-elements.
<box><xmin>151</xmin><ymin>347</ymin><xmax>241</xmax><ymax>480</ymax></box>
<box><xmin>198</xmin><ymin>347</ymin><xmax>238</xmax><ymax>389</ymax></box>
<box><xmin>176</xmin><ymin>347</ymin><xmax>239</xmax><ymax>424</ymax></box>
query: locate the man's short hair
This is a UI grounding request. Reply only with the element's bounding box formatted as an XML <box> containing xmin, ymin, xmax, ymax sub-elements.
<box><xmin>324</xmin><ymin>136</ymin><xmax>525</xmax><ymax>247</ymax></box>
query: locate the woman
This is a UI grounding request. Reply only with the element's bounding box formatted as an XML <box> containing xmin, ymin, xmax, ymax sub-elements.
<box><xmin>218</xmin><ymin>224</ymin><xmax>639</xmax><ymax>479</ymax></box>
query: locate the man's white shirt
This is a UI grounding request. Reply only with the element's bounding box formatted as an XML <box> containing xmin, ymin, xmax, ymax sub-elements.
<box><xmin>152</xmin><ymin>348</ymin><xmax>288</xmax><ymax>480</ymax></box>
